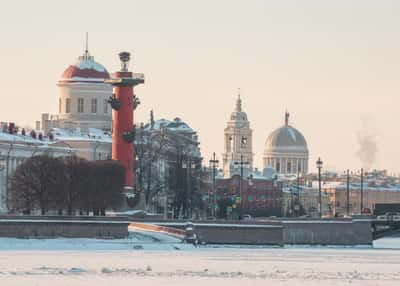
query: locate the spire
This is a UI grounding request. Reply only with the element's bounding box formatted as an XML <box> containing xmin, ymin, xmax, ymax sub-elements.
<box><xmin>285</xmin><ymin>110</ymin><xmax>290</xmax><ymax>126</ymax></box>
<box><xmin>81</xmin><ymin>32</ymin><xmax>92</xmax><ymax>60</ymax></box>
<box><xmin>85</xmin><ymin>32</ymin><xmax>89</xmax><ymax>54</ymax></box>
<box><xmin>150</xmin><ymin>109</ymin><xmax>155</xmax><ymax>129</ymax></box>
<box><xmin>235</xmin><ymin>88</ymin><xmax>242</xmax><ymax>112</ymax></box>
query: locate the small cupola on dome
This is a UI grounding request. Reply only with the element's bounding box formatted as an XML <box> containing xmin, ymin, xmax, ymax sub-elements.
<box><xmin>229</xmin><ymin>90</ymin><xmax>248</xmax><ymax>122</ymax></box>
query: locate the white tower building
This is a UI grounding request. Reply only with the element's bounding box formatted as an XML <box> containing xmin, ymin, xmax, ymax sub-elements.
<box><xmin>222</xmin><ymin>93</ymin><xmax>253</xmax><ymax>178</ymax></box>
<box><xmin>40</xmin><ymin>41</ymin><xmax>112</xmax><ymax>133</ymax></box>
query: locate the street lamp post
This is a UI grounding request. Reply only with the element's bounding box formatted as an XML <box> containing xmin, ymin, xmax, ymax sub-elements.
<box><xmin>346</xmin><ymin>169</ymin><xmax>350</xmax><ymax>216</ymax></box>
<box><xmin>316</xmin><ymin>157</ymin><xmax>323</xmax><ymax>218</ymax></box>
<box><xmin>296</xmin><ymin>166</ymin><xmax>301</xmax><ymax>216</ymax></box>
<box><xmin>209</xmin><ymin>152</ymin><xmax>219</xmax><ymax>218</ymax></box>
<box><xmin>234</xmin><ymin>154</ymin><xmax>248</xmax><ymax>217</ymax></box>
<box><xmin>360</xmin><ymin>168</ymin><xmax>364</xmax><ymax>214</ymax></box>
<box><xmin>0</xmin><ymin>154</ymin><xmax>5</xmax><ymax>213</ymax></box>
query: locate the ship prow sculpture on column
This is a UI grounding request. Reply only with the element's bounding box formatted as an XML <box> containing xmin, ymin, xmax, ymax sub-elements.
<box><xmin>105</xmin><ymin>51</ymin><xmax>144</xmax><ymax>199</ymax></box>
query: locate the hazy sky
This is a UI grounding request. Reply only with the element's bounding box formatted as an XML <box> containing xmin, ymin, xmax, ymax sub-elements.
<box><xmin>0</xmin><ymin>0</ymin><xmax>399</xmax><ymax>173</ymax></box>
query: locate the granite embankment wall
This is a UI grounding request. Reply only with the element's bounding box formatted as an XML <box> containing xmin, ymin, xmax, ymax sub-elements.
<box><xmin>0</xmin><ymin>216</ymin><xmax>129</xmax><ymax>239</ymax></box>
<box><xmin>194</xmin><ymin>223</ymin><xmax>283</xmax><ymax>245</ymax></box>
<box><xmin>142</xmin><ymin>219</ymin><xmax>373</xmax><ymax>245</ymax></box>
<box><xmin>282</xmin><ymin>219</ymin><xmax>373</xmax><ymax>245</ymax></box>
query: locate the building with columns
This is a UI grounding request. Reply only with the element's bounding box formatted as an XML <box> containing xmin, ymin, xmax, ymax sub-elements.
<box><xmin>222</xmin><ymin>94</ymin><xmax>253</xmax><ymax>178</ymax></box>
<box><xmin>39</xmin><ymin>46</ymin><xmax>112</xmax><ymax>133</ymax></box>
<box><xmin>263</xmin><ymin>112</ymin><xmax>309</xmax><ymax>175</ymax></box>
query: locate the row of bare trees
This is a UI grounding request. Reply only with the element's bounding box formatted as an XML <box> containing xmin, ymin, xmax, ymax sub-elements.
<box><xmin>134</xmin><ymin>123</ymin><xmax>206</xmax><ymax>218</ymax></box>
<box><xmin>9</xmin><ymin>155</ymin><xmax>125</xmax><ymax>215</ymax></box>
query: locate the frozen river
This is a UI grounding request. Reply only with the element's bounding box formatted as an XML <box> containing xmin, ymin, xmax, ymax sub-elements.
<box><xmin>0</xmin><ymin>231</ymin><xmax>399</xmax><ymax>286</ymax></box>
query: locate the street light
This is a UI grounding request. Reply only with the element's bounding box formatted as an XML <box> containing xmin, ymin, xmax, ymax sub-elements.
<box><xmin>360</xmin><ymin>168</ymin><xmax>364</xmax><ymax>214</ymax></box>
<box><xmin>316</xmin><ymin>157</ymin><xmax>323</xmax><ymax>218</ymax></box>
<box><xmin>234</xmin><ymin>154</ymin><xmax>248</xmax><ymax>218</ymax></box>
<box><xmin>209</xmin><ymin>152</ymin><xmax>219</xmax><ymax>218</ymax></box>
<box><xmin>345</xmin><ymin>169</ymin><xmax>350</xmax><ymax>216</ymax></box>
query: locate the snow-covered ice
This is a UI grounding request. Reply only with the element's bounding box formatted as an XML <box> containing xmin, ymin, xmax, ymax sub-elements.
<box><xmin>0</xmin><ymin>229</ymin><xmax>399</xmax><ymax>286</ymax></box>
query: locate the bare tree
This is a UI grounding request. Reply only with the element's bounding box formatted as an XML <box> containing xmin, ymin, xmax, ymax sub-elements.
<box><xmin>90</xmin><ymin>160</ymin><xmax>125</xmax><ymax>215</ymax></box>
<box><xmin>63</xmin><ymin>156</ymin><xmax>91</xmax><ymax>215</ymax></box>
<box><xmin>10</xmin><ymin>155</ymin><xmax>66</xmax><ymax>215</ymax></box>
<box><xmin>135</xmin><ymin>126</ymin><xmax>169</xmax><ymax>209</ymax></box>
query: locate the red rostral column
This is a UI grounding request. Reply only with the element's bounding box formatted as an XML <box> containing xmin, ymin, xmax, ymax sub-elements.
<box><xmin>106</xmin><ymin>52</ymin><xmax>144</xmax><ymax>192</ymax></box>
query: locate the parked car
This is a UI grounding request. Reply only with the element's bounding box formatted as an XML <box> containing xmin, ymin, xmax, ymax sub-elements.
<box><xmin>361</xmin><ymin>208</ymin><xmax>372</xmax><ymax>215</ymax></box>
<box><xmin>377</xmin><ymin>212</ymin><xmax>400</xmax><ymax>221</ymax></box>
<box><xmin>377</xmin><ymin>214</ymin><xmax>387</xmax><ymax>221</ymax></box>
<box><xmin>241</xmin><ymin>214</ymin><xmax>252</xmax><ymax>221</ymax></box>
<box><xmin>393</xmin><ymin>213</ymin><xmax>400</xmax><ymax>221</ymax></box>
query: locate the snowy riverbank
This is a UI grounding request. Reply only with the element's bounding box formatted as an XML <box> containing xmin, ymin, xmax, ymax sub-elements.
<box><xmin>0</xmin><ymin>247</ymin><xmax>400</xmax><ymax>286</ymax></box>
<box><xmin>0</xmin><ymin>229</ymin><xmax>399</xmax><ymax>285</ymax></box>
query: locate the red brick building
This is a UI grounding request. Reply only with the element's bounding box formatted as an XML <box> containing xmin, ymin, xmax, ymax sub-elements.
<box><xmin>216</xmin><ymin>174</ymin><xmax>283</xmax><ymax>218</ymax></box>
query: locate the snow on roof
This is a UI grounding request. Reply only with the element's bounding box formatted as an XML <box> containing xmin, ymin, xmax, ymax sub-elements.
<box><xmin>320</xmin><ymin>181</ymin><xmax>400</xmax><ymax>192</ymax></box>
<box><xmin>144</xmin><ymin>118</ymin><xmax>194</xmax><ymax>133</ymax></box>
<box><xmin>59</xmin><ymin>53</ymin><xmax>110</xmax><ymax>83</ymax></box>
<box><xmin>50</xmin><ymin>128</ymin><xmax>111</xmax><ymax>143</ymax></box>
<box><xmin>0</xmin><ymin>131</ymin><xmax>43</xmax><ymax>144</ymax></box>
<box><xmin>74</xmin><ymin>57</ymin><xmax>107</xmax><ymax>72</ymax></box>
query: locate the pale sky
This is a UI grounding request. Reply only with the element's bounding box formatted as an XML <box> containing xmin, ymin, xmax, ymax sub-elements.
<box><xmin>0</xmin><ymin>0</ymin><xmax>399</xmax><ymax>173</ymax></box>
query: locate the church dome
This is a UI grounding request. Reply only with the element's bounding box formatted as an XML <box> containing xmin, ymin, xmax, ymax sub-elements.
<box><xmin>264</xmin><ymin>125</ymin><xmax>307</xmax><ymax>150</ymax></box>
<box><xmin>263</xmin><ymin>112</ymin><xmax>309</xmax><ymax>175</ymax></box>
<box><xmin>264</xmin><ymin>112</ymin><xmax>307</xmax><ymax>151</ymax></box>
<box><xmin>58</xmin><ymin>51</ymin><xmax>109</xmax><ymax>84</ymax></box>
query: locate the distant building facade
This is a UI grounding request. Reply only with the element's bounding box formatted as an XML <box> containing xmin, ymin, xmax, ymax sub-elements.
<box><xmin>324</xmin><ymin>183</ymin><xmax>400</xmax><ymax>216</ymax></box>
<box><xmin>216</xmin><ymin>174</ymin><xmax>283</xmax><ymax>218</ymax></box>
<box><xmin>0</xmin><ymin>131</ymin><xmax>73</xmax><ymax>213</ymax></box>
<box><xmin>135</xmin><ymin>117</ymin><xmax>202</xmax><ymax>218</ymax></box>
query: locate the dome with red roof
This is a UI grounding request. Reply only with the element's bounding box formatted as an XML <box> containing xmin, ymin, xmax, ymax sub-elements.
<box><xmin>59</xmin><ymin>51</ymin><xmax>110</xmax><ymax>83</ymax></box>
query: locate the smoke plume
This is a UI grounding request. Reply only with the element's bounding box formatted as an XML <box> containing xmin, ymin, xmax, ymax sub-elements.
<box><xmin>356</xmin><ymin>115</ymin><xmax>378</xmax><ymax>171</ymax></box>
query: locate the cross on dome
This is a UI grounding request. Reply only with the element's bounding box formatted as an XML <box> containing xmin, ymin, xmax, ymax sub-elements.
<box><xmin>285</xmin><ymin>110</ymin><xmax>290</xmax><ymax>126</ymax></box>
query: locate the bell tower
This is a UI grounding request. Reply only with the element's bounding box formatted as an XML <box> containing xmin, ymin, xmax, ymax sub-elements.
<box><xmin>222</xmin><ymin>91</ymin><xmax>253</xmax><ymax>177</ymax></box>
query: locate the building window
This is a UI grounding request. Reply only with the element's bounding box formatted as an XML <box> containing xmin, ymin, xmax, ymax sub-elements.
<box><xmin>66</xmin><ymin>98</ymin><xmax>71</xmax><ymax>113</ymax></box>
<box><xmin>91</xmin><ymin>98</ymin><xmax>97</xmax><ymax>113</ymax></box>
<box><xmin>287</xmin><ymin>162</ymin><xmax>292</xmax><ymax>173</ymax></box>
<box><xmin>78</xmin><ymin>98</ymin><xmax>84</xmax><ymax>113</ymax></box>
<box><xmin>276</xmin><ymin>162</ymin><xmax>280</xmax><ymax>172</ymax></box>
<box><xmin>104</xmin><ymin>99</ymin><xmax>108</xmax><ymax>114</ymax></box>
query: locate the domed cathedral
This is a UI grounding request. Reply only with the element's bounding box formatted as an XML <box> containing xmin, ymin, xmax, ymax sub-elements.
<box><xmin>39</xmin><ymin>37</ymin><xmax>113</xmax><ymax>133</ymax></box>
<box><xmin>222</xmin><ymin>92</ymin><xmax>254</xmax><ymax>178</ymax></box>
<box><xmin>263</xmin><ymin>111</ymin><xmax>309</xmax><ymax>175</ymax></box>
